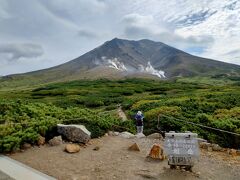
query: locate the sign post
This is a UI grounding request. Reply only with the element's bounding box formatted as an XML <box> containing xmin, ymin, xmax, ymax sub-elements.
<box><xmin>164</xmin><ymin>131</ymin><xmax>199</xmax><ymax>171</ymax></box>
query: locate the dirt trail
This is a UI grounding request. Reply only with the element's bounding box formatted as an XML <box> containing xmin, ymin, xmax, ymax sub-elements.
<box><xmin>117</xmin><ymin>106</ymin><xmax>127</xmax><ymax>121</ymax></box>
<box><xmin>9</xmin><ymin>136</ymin><xmax>240</xmax><ymax>180</ymax></box>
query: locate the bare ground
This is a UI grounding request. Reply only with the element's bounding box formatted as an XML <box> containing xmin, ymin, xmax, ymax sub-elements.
<box><xmin>9</xmin><ymin>136</ymin><xmax>240</xmax><ymax>180</ymax></box>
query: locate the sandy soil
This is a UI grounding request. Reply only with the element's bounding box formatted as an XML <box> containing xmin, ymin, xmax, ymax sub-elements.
<box><xmin>9</xmin><ymin>136</ymin><xmax>240</xmax><ymax>180</ymax></box>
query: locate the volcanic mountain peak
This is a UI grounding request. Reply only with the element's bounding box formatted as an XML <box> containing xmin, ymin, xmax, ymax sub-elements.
<box><xmin>1</xmin><ymin>38</ymin><xmax>240</xmax><ymax>87</ymax></box>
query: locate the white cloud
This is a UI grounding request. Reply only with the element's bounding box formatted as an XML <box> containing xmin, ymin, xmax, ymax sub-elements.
<box><xmin>121</xmin><ymin>13</ymin><xmax>214</xmax><ymax>49</ymax></box>
<box><xmin>78</xmin><ymin>29</ymin><xmax>98</xmax><ymax>39</ymax></box>
<box><xmin>0</xmin><ymin>43</ymin><xmax>44</xmax><ymax>61</ymax></box>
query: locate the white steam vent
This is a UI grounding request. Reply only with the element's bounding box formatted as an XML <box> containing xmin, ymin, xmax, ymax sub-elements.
<box><xmin>100</xmin><ymin>56</ymin><xmax>127</xmax><ymax>71</ymax></box>
<box><xmin>96</xmin><ymin>57</ymin><xmax>166</xmax><ymax>78</ymax></box>
<box><xmin>139</xmin><ymin>61</ymin><xmax>166</xmax><ymax>78</ymax></box>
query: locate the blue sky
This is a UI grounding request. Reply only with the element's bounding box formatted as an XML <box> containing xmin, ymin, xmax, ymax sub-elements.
<box><xmin>0</xmin><ymin>0</ymin><xmax>239</xmax><ymax>75</ymax></box>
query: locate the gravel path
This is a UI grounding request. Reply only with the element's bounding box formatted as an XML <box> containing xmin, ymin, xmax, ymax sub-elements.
<box><xmin>9</xmin><ymin>136</ymin><xmax>240</xmax><ymax>180</ymax></box>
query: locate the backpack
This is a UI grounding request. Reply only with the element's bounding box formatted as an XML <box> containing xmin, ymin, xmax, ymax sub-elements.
<box><xmin>135</xmin><ymin>114</ymin><xmax>143</xmax><ymax>121</ymax></box>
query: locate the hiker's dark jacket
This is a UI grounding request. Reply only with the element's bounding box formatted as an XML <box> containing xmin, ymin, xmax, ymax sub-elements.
<box><xmin>135</xmin><ymin>114</ymin><xmax>144</xmax><ymax>126</ymax></box>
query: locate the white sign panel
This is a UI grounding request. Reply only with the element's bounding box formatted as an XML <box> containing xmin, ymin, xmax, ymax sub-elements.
<box><xmin>164</xmin><ymin>132</ymin><xmax>200</xmax><ymax>157</ymax></box>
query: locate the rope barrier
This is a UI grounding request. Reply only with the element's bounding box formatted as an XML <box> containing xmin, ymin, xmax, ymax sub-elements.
<box><xmin>157</xmin><ymin>114</ymin><xmax>240</xmax><ymax>136</ymax></box>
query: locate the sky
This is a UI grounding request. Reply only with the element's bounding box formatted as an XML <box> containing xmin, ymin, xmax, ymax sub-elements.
<box><xmin>0</xmin><ymin>0</ymin><xmax>240</xmax><ymax>75</ymax></box>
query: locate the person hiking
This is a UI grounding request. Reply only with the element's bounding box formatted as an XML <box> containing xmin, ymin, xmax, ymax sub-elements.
<box><xmin>135</xmin><ymin>111</ymin><xmax>144</xmax><ymax>134</ymax></box>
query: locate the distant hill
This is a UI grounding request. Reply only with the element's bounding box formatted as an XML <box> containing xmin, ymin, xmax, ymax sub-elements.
<box><xmin>1</xmin><ymin>38</ymin><xmax>240</xmax><ymax>88</ymax></box>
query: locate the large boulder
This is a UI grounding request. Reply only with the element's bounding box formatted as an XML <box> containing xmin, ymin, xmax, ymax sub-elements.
<box><xmin>49</xmin><ymin>136</ymin><xmax>62</xmax><ymax>146</ymax></box>
<box><xmin>65</xmin><ymin>144</ymin><xmax>80</xmax><ymax>153</ymax></box>
<box><xmin>57</xmin><ymin>124</ymin><xmax>91</xmax><ymax>144</ymax></box>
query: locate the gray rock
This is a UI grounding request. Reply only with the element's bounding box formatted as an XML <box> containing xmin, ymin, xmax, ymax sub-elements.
<box><xmin>108</xmin><ymin>131</ymin><xmax>120</xmax><ymax>136</ymax></box>
<box><xmin>108</xmin><ymin>131</ymin><xmax>114</xmax><ymax>136</ymax></box>
<box><xmin>113</xmin><ymin>132</ymin><xmax>120</xmax><ymax>136</ymax></box>
<box><xmin>57</xmin><ymin>124</ymin><xmax>91</xmax><ymax>143</ymax></box>
<box><xmin>199</xmin><ymin>142</ymin><xmax>211</xmax><ymax>149</ymax></box>
<box><xmin>212</xmin><ymin>144</ymin><xmax>222</xmax><ymax>151</ymax></box>
<box><xmin>136</xmin><ymin>133</ymin><xmax>146</xmax><ymax>138</ymax></box>
<box><xmin>37</xmin><ymin>135</ymin><xmax>45</xmax><ymax>146</ymax></box>
<box><xmin>197</xmin><ymin>138</ymin><xmax>207</xmax><ymax>143</ymax></box>
<box><xmin>119</xmin><ymin>131</ymin><xmax>135</xmax><ymax>139</ymax></box>
<box><xmin>49</xmin><ymin>136</ymin><xmax>62</xmax><ymax>146</ymax></box>
<box><xmin>207</xmin><ymin>146</ymin><xmax>213</xmax><ymax>152</ymax></box>
<box><xmin>147</xmin><ymin>133</ymin><xmax>163</xmax><ymax>140</ymax></box>
<box><xmin>22</xmin><ymin>143</ymin><xmax>31</xmax><ymax>149</ymax></box>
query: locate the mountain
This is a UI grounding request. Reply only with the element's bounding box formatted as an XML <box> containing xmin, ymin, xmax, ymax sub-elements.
<box><xmin>1</xmin><ymin>38</ymin><xmax>240</xmax><ymax>87</ymax></box>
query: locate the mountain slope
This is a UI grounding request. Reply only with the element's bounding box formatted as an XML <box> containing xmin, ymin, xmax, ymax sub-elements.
<box><xmin>1</xmin><ymin>38</ymin><xmax>240</xmax><ymax>88</ymax></box>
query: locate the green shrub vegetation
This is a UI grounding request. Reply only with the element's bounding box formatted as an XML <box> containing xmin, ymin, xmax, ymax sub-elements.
<box><xmin>0</xmin><ymin>101</ymin><xmax>131</xmax><ymax>152</ymax></box>
<box><xmin>0</xmin><ymin>77</ymin><xmax>240</xmax><ymax>152</ymax></box>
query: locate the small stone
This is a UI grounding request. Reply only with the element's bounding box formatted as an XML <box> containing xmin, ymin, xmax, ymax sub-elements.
<box><xmin>113</xmin><ymin>132</ymin><xmax>119</xmax><ymax>136</ymax></box>
<box><xmin>199</xmin><ymin>142</ymin><xmax>211</xmax><ymax>149</ymax></box>
<box><xmin>128</xmin><ymin>143</ymin><xmax>140</xmax><ymax>151</ymax></box>
<box><xmin>37</xmin><ymin>136</ymin><xmax>45</xmax><ymax>146</ymax></box>
<box><xmin>49</xmin><ymin>136</ymin><xmax>62</xmax><ymax>146</ymax></box>
<box><xmin>88</xmin><ymin>141</ymin><xmax>92</xmax><ymax>145</ymax></box>
<box><xmin>104</xmin><ymin>133</ymin><xmax>108</xmax><ymax>137</ymax></box>
<box><xmin>94</xmin><ymin>167</ymin><xmax>101</xmax><ymax>172</ymax></box>
<box><xmin>207</xmin><ymin>146</ymin><xmax>213</xmax><ymax>152</ymax></box>
<box><xmin>195</xmin><ymin>172</ymin><xmax>201</xmax><ymax>177</ymax></box>
<box><xmin>93</xmin><ymin>146</ymin><xmax>100</xmax><ymax>151</ymax></box>
<box><xmin>163</xmin><ymin>167</ymin><xmax>167</xmax><ymax>170</ymax></box>
<box><xmin>65</xmin><ymin>144</ymin><xmax>80</xmax><ymax>153</ymax></box>
<box><xmin>22</xmin><ymin>143</ymin><xmax>31</xmax><ymax>149</ymax></box>
<box><xmin>212</xmin><ymin>144</ymin><xmax>222</xmax><ymax>151</ymax></box>
<box><xmin>228</xmin><ymin>149</ymin><xmax>237</xmax><ymax>156</ymax></box>
<box><xmin>108</xmin><ymin>131</ymin><xmax>114</xmax><ymax>136</ymax></box>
